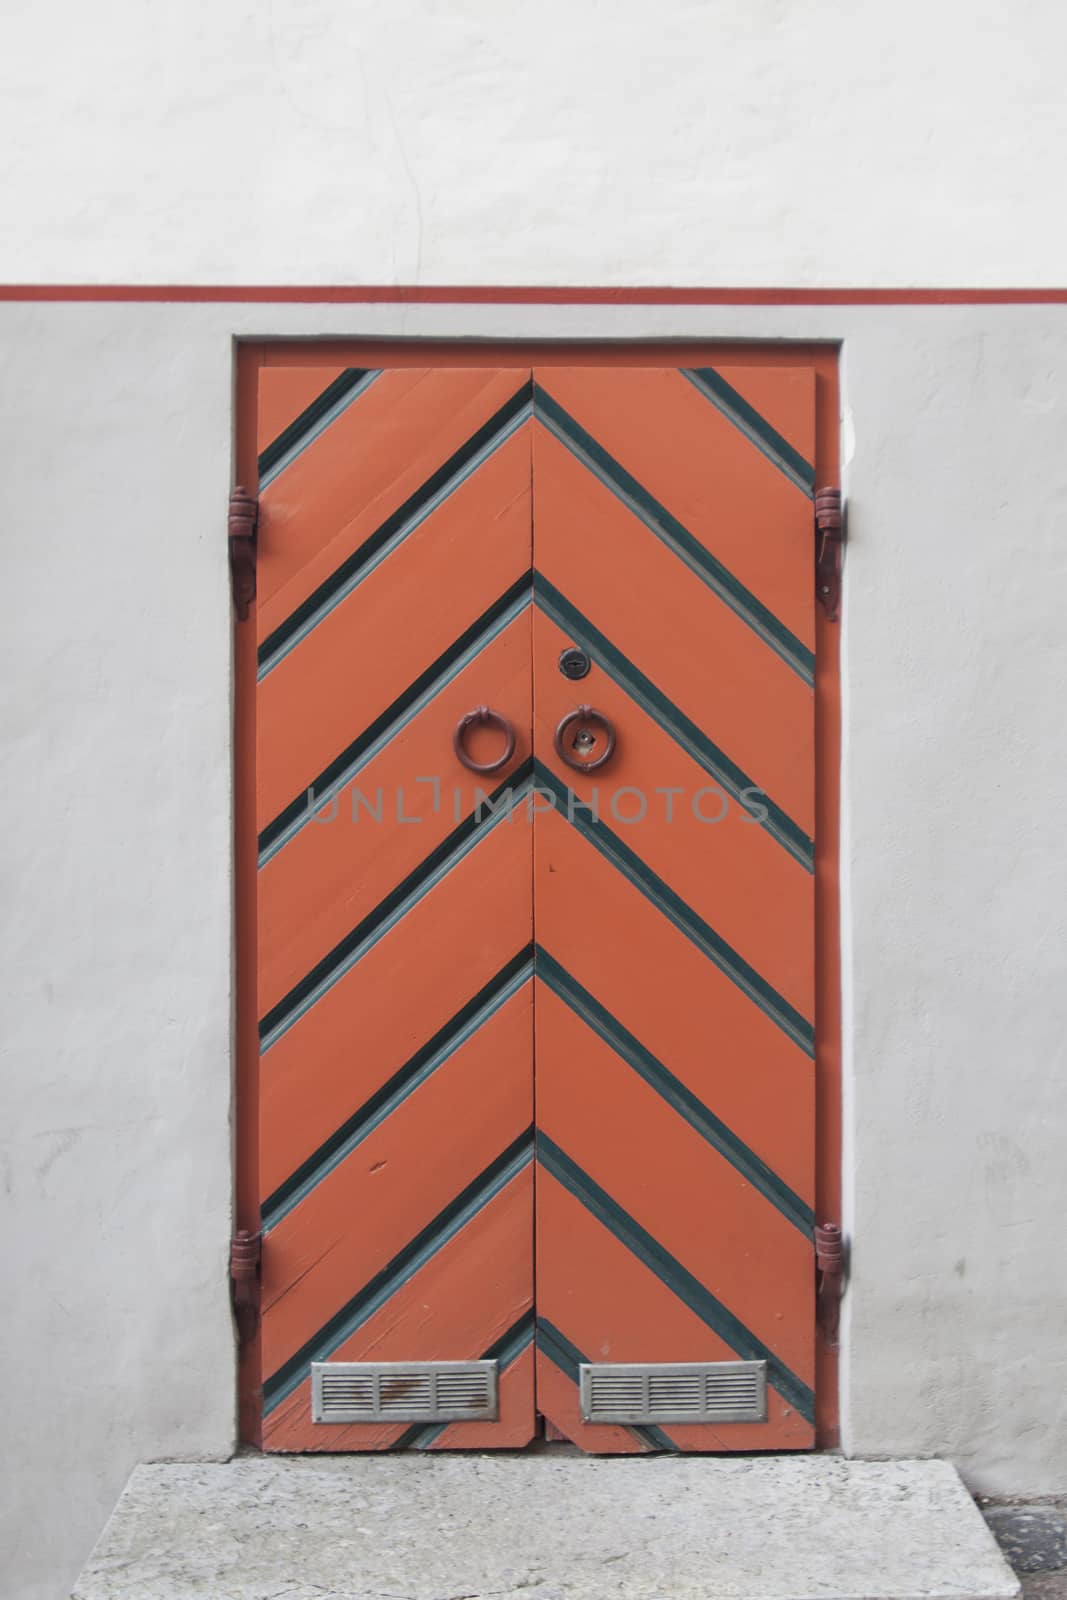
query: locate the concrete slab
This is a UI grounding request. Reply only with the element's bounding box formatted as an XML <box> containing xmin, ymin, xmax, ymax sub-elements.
<box><xmin>72</xmin><ymin>1454</ymin><xmax>1020</xmax><ymax>1600</ymax></box>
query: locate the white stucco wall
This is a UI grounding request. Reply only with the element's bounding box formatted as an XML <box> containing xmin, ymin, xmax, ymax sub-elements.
<box><xmin>0</xmin><ymin>306</ymin><xmax>238</xmax><ymax>1600</ymax></box>
<box><xmin>2</xmin><ymin>301</ymin><xmax>1066</xmax><ymax>1600</ymax></box>
<box><xmin>2</xmin><ymin>0</ymin><xmax>1067</xmax><ymax>287</ymax></box>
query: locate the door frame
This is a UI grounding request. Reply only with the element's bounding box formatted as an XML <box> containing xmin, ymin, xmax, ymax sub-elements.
<box><xmin>233</xmin><ymin>337</ymin><xmax>842</xmax><ymax>1450</ymax></box>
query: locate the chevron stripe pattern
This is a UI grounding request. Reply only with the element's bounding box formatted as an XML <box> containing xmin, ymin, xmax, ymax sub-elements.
<box><xmin>253</xmin><ymin>361</ymin><xmax>816</xmax><ymax>1452</ymax></box>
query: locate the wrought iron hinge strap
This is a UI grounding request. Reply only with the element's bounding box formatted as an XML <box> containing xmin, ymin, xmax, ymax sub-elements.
<box><xmin>814</xmin><ymin>1221</ymin><xmax>845</xmax><ymax>1348</ymax></box>
<box><xmin>229</xmin><ymin>1227</ymin><xmax>262</xmax><ymax>1344</ymax></box>
<box><xmin>815</xmin><ymin>487</ymin><xmax>844</xmax><ymax>621</ymax></box>
<box><xmin>229</xmin><ymin>486</ymin><xmax>258</xmax><ymax>621</ymax></box>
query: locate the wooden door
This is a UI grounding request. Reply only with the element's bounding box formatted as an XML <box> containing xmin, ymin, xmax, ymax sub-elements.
<box><xmin>249</xmin><ymin>359</ymin><xmax>818</xmax><ymax>1452</ymax></box>
<box><xmin>254</xmin><ymin>368</ymin><xmax>538</xmax><ymax>1451</ymax></box>
<box><xmin>530</xmin><ymin>367</ymin><xmax>816</xmax><ymax>1450</ymax></box>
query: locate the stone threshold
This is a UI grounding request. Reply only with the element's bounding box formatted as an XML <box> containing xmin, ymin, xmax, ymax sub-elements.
<box><xmin>72</xmin><ymin>1453</ymin><xmax>1020</xmax><ymax>1600</ymax></box>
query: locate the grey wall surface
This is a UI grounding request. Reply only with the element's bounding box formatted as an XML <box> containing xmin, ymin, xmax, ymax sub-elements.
<box><xmin>2</xmin><ymin>300</ymin><xmax>1066</xmax><ymax>1600</ymax></box>
<box><xmin>0</xmin><ymin>306</ymin><xmax>238</xmax><ymax>1600</ymax></box>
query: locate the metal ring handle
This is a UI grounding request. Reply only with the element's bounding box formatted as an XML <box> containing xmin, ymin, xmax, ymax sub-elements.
<box><xmin>553</xmin><ymin>705</ymin><xmax>617</xmax><ymax>772</ymax></box>
<box><xmin>452</xmin><ymin>705</ymin><xmax>516</xmax><ymax>774</ymax></box>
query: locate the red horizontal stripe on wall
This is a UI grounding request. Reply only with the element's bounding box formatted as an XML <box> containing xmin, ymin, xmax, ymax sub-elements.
<box><xmin>1</xmin><ymin>285</ymin><xmax>1066</xmax><ymax>304</ymax></box>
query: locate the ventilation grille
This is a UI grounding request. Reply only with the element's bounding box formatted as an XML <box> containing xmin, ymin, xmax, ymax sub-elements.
<box><xmin>311</xmin><ymin>1360</ymin><xmax>498</xmax><ymax>1424</ymax></box>
<box><xmin>578</xmin><ymin>1360</ymin><xmax>767</xmax><ymax>1425</ymax></box>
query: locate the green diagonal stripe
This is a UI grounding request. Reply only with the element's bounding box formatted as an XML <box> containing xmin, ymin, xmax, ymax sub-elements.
<box><xmin>533</xmin><ymin>382</ymin><xmax>814</xmax><ymax>684</ymax></box>
<box><xmin>536</xmin><ymin>947</ymin><xmax>814</xmax><ymax>1233</ymax></box>
<box><xmin>259</xmin><ymin>368</ymin><xmax>381</xmax><ymax>489</ymax></box>
<box><xmin>682</xmin><ymin>367</ymin><xmax>815</xmax><ymax>497</ymax></box>
<box><xmin>534</xmin><ymin>572</ymin><xmax>813</xmax><ymax>872</ymax></box>
<box><xmin>533</xmin><ymin>761</ymin><xmax>814</xmax><ymax>1058</ymax></box>
<box><xmin>537</xmin><ymin>1135</ymin><xmax>814</xmax><ymax>1424</ymax></box>
<box><xmin>535</xmin><ymin>1316</ymin><xmax>676</xmax><ymax>1451</ymax></box>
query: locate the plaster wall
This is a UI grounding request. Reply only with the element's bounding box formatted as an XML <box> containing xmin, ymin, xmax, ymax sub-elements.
<box><xmin>2</xmin><ymin>0</ymin><xmax>1067</xmax><ymax>288</ymax></box>
<box><xmin>2</xmin><ymin>301</ymin><xmax>1066</xmax><ymax>1600</ymax></box>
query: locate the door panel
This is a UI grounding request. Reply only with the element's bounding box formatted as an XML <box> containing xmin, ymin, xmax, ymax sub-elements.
<box><xmin>256</xmin><ymin>419</ymin><xmax>533</xmax><ymax>833</ymax></box>
<box><xmin>534</xmin><ymin>1164</ymin><xmax>809</xmax><ymax>1452</ymax></box>
<box><xmin>253</xmin><ymin>358</ymin><xmax>818</xmax><ymax>1454</ymax></box>
<box><xmin>532</xmin><ymin>807</ymin><xmax>814</xmax><ymax>1199</ymax></box>
<box><xmin>531</xmin><ymin>366</ymin><xmax>816</xmax><ymax>1451</ymax></box>
<box><xmin>535</xmin><ymin>983</ymin><xmax>813</xmax><ymax>1369</ymax></box>
<box><xmin>532</xmin><ymin>421</ymin><xmax>815</xmax><ymax>836</ymax></box>
<box><xmin>535</xmin><ymin>1171</ymin><xmax>812</xmax><ymax>1453</ymax></box>
<box><xmin>531</xmin><ymin>606</ymin><xmax>813</xmax><ymax>1015</ymax></box>
<box><xmin>255</xmin><ymin>367</ymin><xmax>532</xmax><ymax>634</ymax></box>
<box><xmin>263</xmin><ymin>1164</ymin><xmax>536</xmax><ymax>1452</ymax></box>
<box><xmin>259</xmin><ymin>820</ymin><xmax>534</xmax><ymax>1204</ymax></box>
<box><xmin>531</xmin><ymin>365</ymin><xmax>816</xmax><ymax>647</ymax></box>
<box><xmin>257</xmin><ymin>609</ymin><xmax>532</xmax><ymax>1015</ymax></box>
<box><xmin>256</xmin><ymin>367</ymin><xmax>537</xmax><ymax>1452</ymax></box>
<box><xmin>261</xmin><ymin>984</ymin><xmax>534</xmax><ymax>1372</ymax></box>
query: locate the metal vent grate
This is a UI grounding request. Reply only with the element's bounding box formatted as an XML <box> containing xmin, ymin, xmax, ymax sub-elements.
<box><xmin>578</xmin><ymin>1360</ymin><xmax>767</xmax><ymax>1425</ymax></box>
<box><xmin>311</xmin><ymin>1360</ymin><xmax>499</xmax><ymax>1424</ymax></box>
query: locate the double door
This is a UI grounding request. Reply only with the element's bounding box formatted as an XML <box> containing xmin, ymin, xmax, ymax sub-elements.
<box><xmin>251</xmin><ymin>360</ymin><xmax>817</xmax><ymax>1452</ymax></box>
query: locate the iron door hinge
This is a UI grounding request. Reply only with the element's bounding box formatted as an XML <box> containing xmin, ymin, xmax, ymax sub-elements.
<box><xmin>229</xmin><ymin>1228</ymin><xmax>261</xmax><ymax>1344</ymax></box>
<box><xmin>815</xmin><ymin>487</ymin><xmax>844</xmax><ymax>621</ymax></box>
<box><xmin>228</xmin><ymin>486</ymin><xmax>258</xmax><ymax>621</ymax></box>
<box><xmin>814</xmin><ymin>1221</ymin><xmax>845</xmax><ymax>1348</ymax></box>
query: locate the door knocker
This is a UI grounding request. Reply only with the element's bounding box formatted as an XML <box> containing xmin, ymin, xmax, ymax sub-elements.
<box><xmin>554</xmin><ymin>705</ymin><xmax>616</xmax><ymax>772</ymax></box>
<box><xmin>453</xmin><ymin>706</ymin><xmax>517</xmax><ymax>774</ymax></box>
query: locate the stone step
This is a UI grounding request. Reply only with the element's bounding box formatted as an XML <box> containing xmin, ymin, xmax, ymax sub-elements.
<box><xmin>72</xmin><ymin>1453</ymin><xmax>1019</xmax><ymax>1600</ymax></box>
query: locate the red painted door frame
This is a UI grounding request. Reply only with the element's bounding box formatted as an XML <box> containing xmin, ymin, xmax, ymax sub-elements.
<box><xmin>234</xmin><ymin>336</ymin><xmax>843</xmax><ymax>1449</ymax></box>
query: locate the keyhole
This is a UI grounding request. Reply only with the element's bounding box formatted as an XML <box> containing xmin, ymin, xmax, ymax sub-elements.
<box><xmin>572</xmin><ymin>728</ymin><xmax>596</xmax><ymax>755</ymax></box>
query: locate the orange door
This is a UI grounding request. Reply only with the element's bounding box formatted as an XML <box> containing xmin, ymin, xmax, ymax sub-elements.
<box><xmin>530</xmin><ymin>367</ymin><xmax>816</xmax><ymax>1451</ymax></box>
<box><xmin>255</xmin><ymin>368</ymin><xmax>538</xmax><ymax>1451</ymax></box>
<box><xmin>251</xmin><ymin>359</ymin><xmax>816</xmax><ymax>1452</ymax></box>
